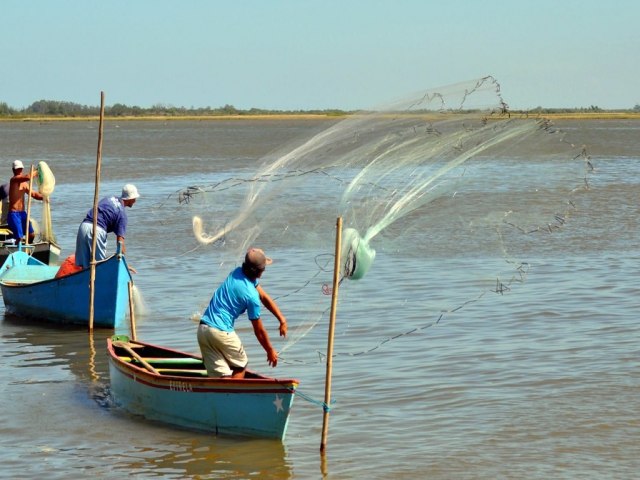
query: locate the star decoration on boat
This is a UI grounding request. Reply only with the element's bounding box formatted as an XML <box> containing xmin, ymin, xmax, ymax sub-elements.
<box><xmin>273</xmin><ymin>394</ymin><xmax>284</xmax><ymax>412</ymax></box>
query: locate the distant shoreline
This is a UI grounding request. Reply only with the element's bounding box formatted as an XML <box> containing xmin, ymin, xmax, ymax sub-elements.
<box><xmin>529</xmin><ymin>112</ymin><xmax>640</xmax><ymax>120</ymax></box>
<box><xmin>0</xmin><ymin>113</ymin><xmax>344</xmax><ymax>122</ymax></box>
<box><xmin>1</xmin><ymin>111</ymin><xmax>640</xmax><ymax>122</ymax></box>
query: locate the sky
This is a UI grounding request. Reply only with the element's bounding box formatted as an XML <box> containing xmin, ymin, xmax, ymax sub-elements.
<box><xmin>2</xmin><ymin>0</ymin><xmax>639</xmax><ymax>111</ymax></box>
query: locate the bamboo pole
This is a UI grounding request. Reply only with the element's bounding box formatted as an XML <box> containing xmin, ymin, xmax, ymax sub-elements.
<box><xmin>88</xmin><ymin>92</ymin><xmax>105</xmax><ymax>332</ymax></box>
<box><xmin>320</xmin><ymin>216</ymin><xmax>342</xmax><ymax>453</ymax></box>
<box><xmin>24</xmin><ymin>165</ymin><xmax>35</xmax><ymax>246</ymax></box>
<box><xmin>128</xmin><ymin>281</ymin><xmax>137</xmax><ymax>341</ymax></box>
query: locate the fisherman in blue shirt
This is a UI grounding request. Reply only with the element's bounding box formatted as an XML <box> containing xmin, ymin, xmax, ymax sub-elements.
<box><xmin>197</xmin><ymin>247</ymin><xmax>288</xmax><ymax>378</ymax></box>
<box><xmin>75</xmin><ymin>184</ymin><xmax>139</xmax><ymax>268</ymax></box>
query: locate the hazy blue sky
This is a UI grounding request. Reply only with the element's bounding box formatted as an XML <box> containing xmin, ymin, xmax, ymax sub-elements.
<box><xmin>2</xmin><ymin>0</ymin><xmax>638</xmax><ymax>111</ymax></box>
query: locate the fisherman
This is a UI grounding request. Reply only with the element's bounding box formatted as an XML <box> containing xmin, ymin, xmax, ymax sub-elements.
<box><xmin>197</xmin><ymin>247</ymin><xmax>288</xmax><ymax>378</ymax></box>
<box><xmin>7</xmin><ymin>160</ymin><xmax>43</xmax><ymax>243</ymax></box>
<box><xmin>0</xmin><ymin>182</ymin><xmax>9</xmax><ymax>224</ymax></box>
<box><xmin>75</xmin><ymin>184</ymin><xmax>140</xmax><ymax>268</ymax></box>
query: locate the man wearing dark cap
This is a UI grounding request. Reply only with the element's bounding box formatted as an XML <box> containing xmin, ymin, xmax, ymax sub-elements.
<box><xmin>197</xmin><ymin>247</ymin><xmax>288</xmax><ymax>378</ymax></box>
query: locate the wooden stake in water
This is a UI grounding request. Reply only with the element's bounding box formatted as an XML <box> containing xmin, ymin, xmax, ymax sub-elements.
<box><xmin>89</xmin><ymin>92</ymin><xmax>105</xmax><ymax>332</ymax></box>
<box><xmin>320</xmin><ymin>216</ymin><xmax>342</xmax><ymax>453</ymax></box>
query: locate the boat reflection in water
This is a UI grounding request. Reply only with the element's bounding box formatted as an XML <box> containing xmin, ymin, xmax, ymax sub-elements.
<box><xmin>1</xmin><ymin>313</ymin><xmax>110</xmax><ymax>398</ymax></box>
<box><xmin>122</xmin><ymin>436</ymin><xmax>291</xmax><ymax>479</ymax></box>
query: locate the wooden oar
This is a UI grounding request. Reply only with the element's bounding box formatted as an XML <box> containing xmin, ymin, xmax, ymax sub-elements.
<box><xmin>113</xmin><ymin>340</ymin><xmax>159</xmax><ymax>374</ymax></box>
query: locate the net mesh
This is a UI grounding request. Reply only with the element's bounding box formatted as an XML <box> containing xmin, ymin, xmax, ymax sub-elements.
<box><xmin>159</xmin><ymin>76</ymin><xmax>592</xmax><ymax>359</ymax></box>
<box><xmin>36</xmin><ymin>161</ymin><xmax>57</xmax><ymax>244</ymax></box>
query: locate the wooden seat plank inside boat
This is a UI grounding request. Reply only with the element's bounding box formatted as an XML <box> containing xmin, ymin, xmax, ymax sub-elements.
<box><xmin>154</xmin><ymin>368</ymin><xmax>209</xmax><ymax>376</ymax></box>
<box><xmin>112</xmin><ymin>337</ymin><xmax>268</xmax><ymax>379</ymax></box>
<box><xmin>115</xmin><ymin>349</ymin><xmax>208</xmax><ymax>376</ymax></box>
<box><xmin>119</xmin><ymin>356</ymin><xmax>203</xmax><ymax>365</ymax></box>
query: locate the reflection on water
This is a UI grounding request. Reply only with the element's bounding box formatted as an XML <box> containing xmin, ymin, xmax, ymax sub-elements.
<box><xmin>117</xmin><ymin>437</ymin><xmax>291</xmax><ymax>479</ymax></box>
<box><xmin>1</xmin><ymin>314</ymin><xmax>108</xmax><ymax>382</ymax></box>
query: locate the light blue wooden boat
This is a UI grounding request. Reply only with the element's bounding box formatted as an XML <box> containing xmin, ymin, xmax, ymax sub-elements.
<box><xmin>0</xmin><ymin>246</ymin><xmax>133</xmax><ymax>328</ymax></box>
<box><xmin>107</xmin><ymin>335</ymin><xmax>299</xmax><ymax>440</ymax></box>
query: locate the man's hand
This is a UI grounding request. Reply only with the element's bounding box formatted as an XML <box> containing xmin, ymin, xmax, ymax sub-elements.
<box><xmin>267</xmin><ymin>348</ymin><xmax>278</xmax><ymax>367</ymax></box>
<box><xmin>279</xmin><ymin>318</ymin><xmax>288</xmax><ymax>337</ymax></box>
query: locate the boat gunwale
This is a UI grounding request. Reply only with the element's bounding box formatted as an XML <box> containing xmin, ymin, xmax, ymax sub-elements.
<box><xmin>0</xmin><ymin>251</ymin><xmax>125</xmax><ymax>288</ymax></box>
<box><xmin>107</xmin><ymin>338</ymin><xmax>300</xmax><ymax>390</ymax></box>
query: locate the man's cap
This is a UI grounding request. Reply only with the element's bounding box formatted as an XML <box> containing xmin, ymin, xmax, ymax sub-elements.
<box><xmin>245</xmin><ymin>248</ymin><xmax>273</xmax><ymax>271</ymax></box>
<box><xmin>121</xmin><ymin>184</ymin><xmax>140</xmax><ymax>200</ymax></box>
<box><xmin>12</xmin><ymin>160</ymin><xmax>24</xmax><ymax>170</ymax></box>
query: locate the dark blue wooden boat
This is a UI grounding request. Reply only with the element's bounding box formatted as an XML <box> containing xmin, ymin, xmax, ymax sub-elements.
<box><xmin>0</xmin><ymin>247</ymin><xmax>133</xmax><ymax>328</ymax></box>
<box><xmin>107</xmin><ymin>335</ymin><xmax>299</xmax><ymax>439</ymax></box>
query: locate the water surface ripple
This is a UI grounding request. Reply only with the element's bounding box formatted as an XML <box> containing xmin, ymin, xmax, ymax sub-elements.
<box><xmin>0</xmin><ymin>119</ymin><xmax>638</xmax><ymax>479</ymax></box>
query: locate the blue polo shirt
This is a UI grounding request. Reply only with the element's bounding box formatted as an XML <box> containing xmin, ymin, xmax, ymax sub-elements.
<box><xmin>83</xmin><ymin>196</ymin><xmax>127</xmax><ymax>237</ymax></box>
<box><xmin>200</xmin><ymin>267</ymin><xmax>261</xmax><ymax>332</ymax></box>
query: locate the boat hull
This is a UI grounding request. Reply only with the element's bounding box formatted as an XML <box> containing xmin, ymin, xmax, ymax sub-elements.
<box><xmin>107</xmin><ymin>337</ymin><xmax>298</xmax><ymax>439</ymax></box>
<box><xmin>0</xmin><ymin>251</ymin><xmax>132</xmax><ymax>328</ymax></box>
<box><xmin>0</xmin><ymin>241</ymin><xmax>61</xmax><ymax>266</ymax></box>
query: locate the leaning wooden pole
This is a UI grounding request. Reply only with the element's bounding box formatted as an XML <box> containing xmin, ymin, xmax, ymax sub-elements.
<box><xmin>89</xmin><ymin>92</ymin><xmax>105</xmax><ymax>332</ymax></box>
<box><xmin>128</xmin><ymin>281</ymin><xmax>137</xmax><ymax>341</ymax></box>
<box><xmin>24</xmin><ymin>164</ymin><xmax>35</xmax><ymax>246</ymax></box>
<box><xmin>320</xmin><ymin>216</ymin><xmax>342</xmax><ymax>453</ymax></box>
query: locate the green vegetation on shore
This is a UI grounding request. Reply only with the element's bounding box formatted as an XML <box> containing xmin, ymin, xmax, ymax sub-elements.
<box><xmin>0</xmin><ymin>99</ymin><xmax>348</xmax><ymax>120</ymax></box>
<box><xmin>1</xmin><ymin>99</ymin><xmax>640</xmax><ymax>121</ymax></box>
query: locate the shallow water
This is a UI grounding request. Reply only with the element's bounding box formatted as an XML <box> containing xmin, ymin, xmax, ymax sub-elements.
<box><xmin>0</xmin><ymin>118</ymin><xmax>638</xmax><ymax>479</ymax></box>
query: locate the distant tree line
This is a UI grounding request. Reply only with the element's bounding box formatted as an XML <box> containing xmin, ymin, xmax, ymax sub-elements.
<box><xmin>1</xmin><ymin>99</ymin><xmax>640</xmax><ymax>118</ymax></box>
<box><xmin>0</xmin><ymin>99</ymin><xmax>348</xmax><ymax>118</ymax></box>
<box><xmin>526</xmin><ymin>105</ymin><xmax>640</xmax><ymax>113</ymax></box>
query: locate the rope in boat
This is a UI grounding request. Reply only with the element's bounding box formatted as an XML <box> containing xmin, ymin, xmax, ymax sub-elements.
<box><xmin>282</xmin><ymin>384</ymin><xmax>335</xmax><ymax>413</ymax></box>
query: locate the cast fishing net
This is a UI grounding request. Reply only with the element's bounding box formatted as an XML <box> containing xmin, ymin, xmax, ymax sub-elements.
<box><xmin>163</xmin><ymin>76</ymin><xmax>592</xmax><ymax>362</ymax></box>
<box><xmin>35</xmin><ymin>161</ymin><xmax>57</xmax><ymax>244</ymax></box>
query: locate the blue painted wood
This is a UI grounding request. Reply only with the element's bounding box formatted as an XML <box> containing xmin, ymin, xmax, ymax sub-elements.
<box><xmin>107</xmin><ymin>337</ymin><xmax>299</xmax><ymax>440</ymax></box>
<box><xmin>0</xmin><ymin>250</ymin><xmax>133</xmax><ymax>328</ymax></box>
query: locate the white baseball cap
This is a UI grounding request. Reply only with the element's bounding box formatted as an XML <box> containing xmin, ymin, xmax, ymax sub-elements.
<box><xmin>12</xmin><ymin>160</ymin><xmax>24</xmax><ymax>170</ymax></box>
<box><xmin>121</xmin><ymin>184</ymin><xmax>140</xmax><ymax>200</ymax></box>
